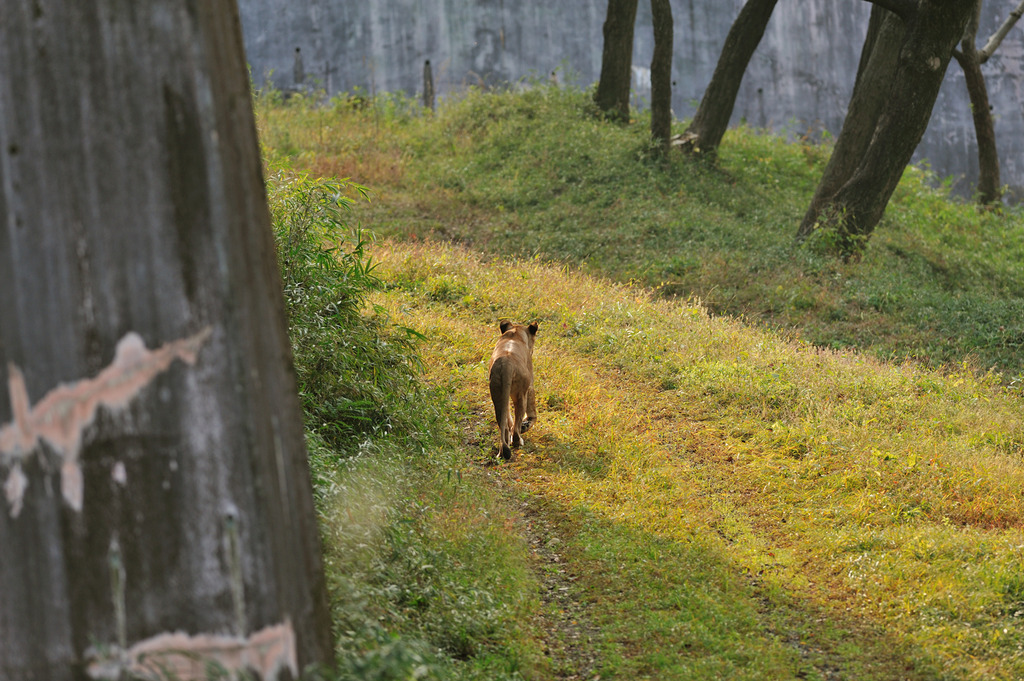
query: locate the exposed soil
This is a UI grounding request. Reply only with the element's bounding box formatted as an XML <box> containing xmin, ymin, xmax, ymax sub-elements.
<box><xmin>510</xmin><ymin>486</ymin><xmax>603</xmax><ymax>681</ymax></box>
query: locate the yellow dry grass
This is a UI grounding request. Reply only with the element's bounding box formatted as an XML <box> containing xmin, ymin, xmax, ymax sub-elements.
<box><xmin>369</xmin><ymin>238</ymin><xmax>1024</xmax><ymax>679</ymax></box>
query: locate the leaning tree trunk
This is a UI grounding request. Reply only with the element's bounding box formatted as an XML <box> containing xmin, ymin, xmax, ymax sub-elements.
<box><xmin>594</xmin><ymin>0</ymin><xmax>641</xmax><ymax>121</ymax></box>
<box><xmin>803</xmin><ymin>0</ymin><xmax>975</xmax><ymax>254</ymax></box>
<box><xmin>650</xmin><ymin>0</ymin><xmax>674</xmax><ymax>153</ymax></box>
<box><xmin>797</xmin><ymin>7</ymin><xmax>905</xmax><ymax>239</ymax></box>
<box><xmin>0</xmin><ymin>1</ymin><xmax>333</xmax><ymax>679</ymax></box>
<box><xmin>677</xmin><ymin>0</ymin><xmax>779</xmax><ymax>156</ymax></box>
<box><xmin>953</xmin><ymin>0</ymin><xmax>1002</xmax><ymax>205</ymax></box>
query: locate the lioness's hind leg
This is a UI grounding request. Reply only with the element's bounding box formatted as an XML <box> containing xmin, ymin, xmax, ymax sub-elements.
<box><xmin>512</xmin><ymin>397</ymin><xmax>526</xmax><ymax>448</ymax></box>
<box><xmin>521</xmin><ymin>385</ymin><xmax>538</xmax><ymax>433</ymax></box>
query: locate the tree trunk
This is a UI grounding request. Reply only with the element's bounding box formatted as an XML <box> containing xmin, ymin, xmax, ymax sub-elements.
<box><xmin>650</xmin><ymin>0</ymin><xmax>674</xmax><ymax>153</ymax></box>
<box><xmin>953</xmin><ymin>0</ymin><xmax>1002</xmax><ymax>205</ymax></box>
<box><xmin>800</xmin><ymin>0</ymin><xmax>975</xmax><ymax>254</ymax></box>
<box><xmin>0</xmin><ymin>1</ymin><xmax>333</xmax><ymax>679</ymax></box>
<box><xmin>797</xmin><ymin>7</ymin><xmax>905</xmax><ymax>239</ymax></box>
<box><xmin>677</xmin><ymin>0</ymin><xmax>779</xmax><ymax>157</ymax></box>
<box><xmin>594</xmin><ymin>0</ymin><xmax>640</xmax><ymax>122</ymax></box>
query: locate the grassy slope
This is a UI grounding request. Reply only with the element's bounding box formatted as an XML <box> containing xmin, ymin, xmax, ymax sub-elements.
<box><xmin>370</xmin><ymin>241</ymin><xmax>1024</xmax><ymax>680</ymax></box>
<box><xmin>260</xmin><ymin>86</ymin><xmax>1024</xmax><ymax>378</ymax></box>
<box><xmin>259</xmin><ymin>88</ymin><xmax>1024</xmax><ymax>679</ymax></box>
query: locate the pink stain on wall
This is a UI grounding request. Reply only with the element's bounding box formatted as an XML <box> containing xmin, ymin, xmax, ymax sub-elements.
<box><xmin>0</xmin><ymin>327</ymin><xmax>212</xmax><ymax>517</ymax></box>
<box><xmin>85</xmin><ymin>619</ymin><xmax>298</xmax><ymax>681</ymax></box>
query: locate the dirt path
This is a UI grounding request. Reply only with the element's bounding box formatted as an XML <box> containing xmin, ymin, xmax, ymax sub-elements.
<box><xmin>513</xmin><ymin>490</ymin><xmax>602</xmax><ymax>681</ymax></box>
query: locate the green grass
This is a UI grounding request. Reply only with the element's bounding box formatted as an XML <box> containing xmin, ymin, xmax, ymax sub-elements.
<box><xmin>261</xmin><ymin>86</ymin><xmax>1024</xmax><ymax>679</ymax></box>
<box><xmin>258</xmin><ymin>84</ymin><xmax>1024</xmax><ymax>378</ymax></box>
<box><xmin>368</xmin><ymin>240</ymin><xmax>1024</xmax><ymax>679</ymax></box>
<box><xmin>310</xmin><ymin>433</ymin><xmax>544</xmax><ymax>680</ymax></box>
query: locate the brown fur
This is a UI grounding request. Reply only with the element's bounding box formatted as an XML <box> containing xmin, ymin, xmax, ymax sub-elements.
<box><xmin>488</xmin><ymin>320</ymin><xmax>538</xmax><ymax>460</ymax></box>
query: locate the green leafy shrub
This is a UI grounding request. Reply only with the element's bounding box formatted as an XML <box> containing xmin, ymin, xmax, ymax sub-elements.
<box><xmin>268</xmin><ymin>169</ymin><xmax>426</xmax><ymax>454</ymax></box>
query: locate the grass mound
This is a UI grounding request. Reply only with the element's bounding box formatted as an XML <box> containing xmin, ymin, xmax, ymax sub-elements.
<box><xmin>259</xmin><ymin>85</ymin><xmax>1024</xmax><ymax>377</ymax></box>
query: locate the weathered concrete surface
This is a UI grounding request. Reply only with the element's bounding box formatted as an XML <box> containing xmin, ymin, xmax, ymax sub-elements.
<box><xmin>239</xmin><ymin>0</ymin><xmax>1024</xmax><ymax>198</ymax></box>
<box><xmin>0</xmin><ymin>1</ymin><xmax>332</xmax><ymax>677</ymax></box>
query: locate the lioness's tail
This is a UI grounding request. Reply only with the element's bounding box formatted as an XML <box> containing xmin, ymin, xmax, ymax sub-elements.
<box><xmin>489</xmin><ymin>359</ymin><xmax>513</xmax><ymax>460</ymax></box>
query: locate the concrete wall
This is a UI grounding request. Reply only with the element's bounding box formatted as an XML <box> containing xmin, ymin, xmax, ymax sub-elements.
<box><xmin>239</xmin><ymin>0</ymin><xmax>1024</xmax><ymax>199</ymax></box>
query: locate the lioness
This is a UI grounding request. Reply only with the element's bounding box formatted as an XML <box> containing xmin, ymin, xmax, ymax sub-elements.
<box><xmin>488</xmin><ymin>320</ymin><xmax>539</xmax><ymax>460</ymax></box>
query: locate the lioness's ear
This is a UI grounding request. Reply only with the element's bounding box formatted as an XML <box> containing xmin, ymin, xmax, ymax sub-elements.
<box><xmin>528</xmin><ymin>322</ymin><xmax>539</xmax><ymax>335</ymax></box>
<box><xmin>500</xmin><ymin>320</ymin><xmax>514</xmax><ymax>334</ymax></box>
